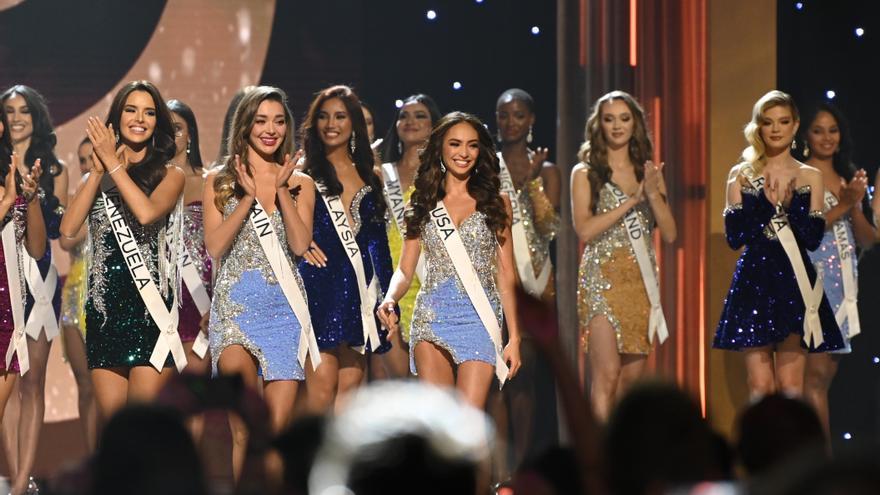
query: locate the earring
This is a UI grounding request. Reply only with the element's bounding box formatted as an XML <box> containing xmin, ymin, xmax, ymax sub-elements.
<box><xmin>440</xmin><ymin>160</ymin><xmax>447</xmax><ymax>174</ymax></box>
<box><xmin>115</xmin><ymin>130</ymin><xmax>120</xmax><ymax>143</ymax></box>
<box><xmin>397</xmin><ymin>140</ymin><xmax>402</xmax><ymax>154</ymax></box>
<box><xmin>186</xmin><ymin>140</ymin><xmax>191</xmax><ymax>155</ymax></box>
<box><xmin>802</xmin><ymin>140</ymin><xmax>809</xmax><ymax>158</ymax></box>
<box><xmin>527</xmin><ymin>125</ymin><xmax>534</xmax><ymax>144</ymax></box>
<box><xmin>497</xmin><ymin>133</ymin><xmax>502</xmax><ymax>144</ymax></box>
<box><xmin>790</xmin><ymin>140</ymin><xmax>796</xmax><ymax>150</ymax></box>
<box><xmin>350</xmin><ymin>131</ymin><xmax>356</xmax><ymax>154</ymax></box>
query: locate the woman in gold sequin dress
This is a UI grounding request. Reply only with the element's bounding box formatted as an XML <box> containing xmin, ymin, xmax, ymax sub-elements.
<box><xmin>571</xmin><ymin>91</ymin><xmax>676</xmax><ymax>421</ymax></box>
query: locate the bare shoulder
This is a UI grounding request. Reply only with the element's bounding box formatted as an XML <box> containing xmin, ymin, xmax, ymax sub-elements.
<box><xmin>291</xmin><ymin>170</ymin><xmax>314</xmax><ymax>188</ymax></box>
<box><xmin>165</xmin><ymin>163</ymin><xmax>187</xmax><ymax>177</ymax></box>
<box><xmin>727</xmin><ymin>162</ymin><xmax>747</xmax><ymax>182</ymax></box>
<box><xmin>571</xmin><ymin>161</ymin><xmax>589</xmax><ymax>175</ymax></box>
<box><xmin>797</xmin><ymin>163</ymin><xmax>823</xmax><ymax>186</ymax></box>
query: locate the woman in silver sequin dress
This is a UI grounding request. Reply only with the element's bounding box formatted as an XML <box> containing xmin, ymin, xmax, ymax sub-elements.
<box><xmin>571</xmin><ymin>91</ymin><xmax>676</xmax><ymax>421</ymax></box>
<box><xmin>378</xmin><ymin>112</ymin><xmax>523</xmax><ymax>409</ymax></box>
<box><xmin>204</xmin><ymin>87</ymin><xmax>314</xmax><ymax>479</ymax></box>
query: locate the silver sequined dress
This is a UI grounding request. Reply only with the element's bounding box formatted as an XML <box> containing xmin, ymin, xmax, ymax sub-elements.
<box><xmin>208</xmin><ymin>198</ymin><xmax>306</xmax><ymax>381</ymax></box>
<box><xmin>409</xmin><ymin>211</ymin><xmax>502</xmax><ymax>373</ymax></box>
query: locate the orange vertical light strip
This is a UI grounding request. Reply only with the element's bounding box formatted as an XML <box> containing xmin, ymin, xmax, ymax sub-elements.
<box><xmin>629</xmin><ymin>0</ymin><xmax>638</xmax><ymax>66</ymax></box>
<box><xmin>652</xmin><ymin>97</ymin><xmax>661</xmax><ymax>162</ymax></box>
<box><xmin>676</xmin><ymin>248</ymin><xmax>685</xmax><ymax>384</ymax></box>
<box><xmin>580</xmin><ymin>0</ymin><xmax>587</xmax><ymax>66</ymax></box>
<box><xmin>699</xmin><ymin>244</ymin><xmax>707</xmax><ymax>417</ymax></box>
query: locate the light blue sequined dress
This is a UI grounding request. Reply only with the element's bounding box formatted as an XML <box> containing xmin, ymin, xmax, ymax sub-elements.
<box><xmin>409</xmin><ymin>211</ymin><xmax>502</xmax><ymax>373</ymax></box>
<box><xmin>208</xmin><ymin>198</ymin><xmax>305</xmax><ymax>381</ymax></box>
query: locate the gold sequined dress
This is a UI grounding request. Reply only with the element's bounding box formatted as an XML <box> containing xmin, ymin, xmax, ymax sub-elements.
<box><xmin>515</xmin><ymin>178</ymin><xmax>560</xmax><ymax>301</ymax></box>
<box><xmin>577</xmin><ymin>182</ymin><xmax>655</xmax><ymax>355</ymax></box>
<box><xmin>60</xmin><ymin>239</ymin><xmax>88</xmax><ymax>337</ymax></box>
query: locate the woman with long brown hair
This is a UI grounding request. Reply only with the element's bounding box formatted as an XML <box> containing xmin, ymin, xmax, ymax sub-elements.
<box><xmin>571</xmin><ymin>91</ymin><xmax>677</xmax><ymax>421</ymax></box>
<box><xmin>377</xmin><ymin>112</ymin><xmax>522</xmax><ymax>409</ymax></box>
<box><xmin>298</xmin><ymin>85</ymin><xmax>393</xmax><ymax>412</ymax></box>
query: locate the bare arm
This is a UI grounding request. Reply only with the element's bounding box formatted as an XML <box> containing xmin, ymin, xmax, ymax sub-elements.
<box><xmin>275</xmin><ymin>153</ymin><xmax>313</xmax><ymax>256</ymax></box>
<box><xmin>376</xmin><ymin>235</ymin><xmax>421</xmax><ymax>334</ymax></box>
<box><xmin>19</xmin><ymin>160</ymin><xmax>47</xmax><ymax>258</ymax></box>
<box><xmin>59</xmin><ymin>176</ymin><xmax>89</xmax><ymax>251</ymax></box>
<box><xmin>108</xmin><ymin>166</ymin><xmax>185</xmax><ymax>225</ymax></box>
<box><xmin>203</xmin><ymin>167</ymin><xmax>255</xmax><ymax>260</ymax></box>
<box><xmin>570</xmin><ymin>163</ymin><xmax>641</xmax><ymax>243</ymax></box>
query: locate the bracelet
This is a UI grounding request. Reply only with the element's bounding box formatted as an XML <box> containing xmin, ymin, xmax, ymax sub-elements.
<box><xmin>108</xmin><ymin>163</ymin><xmax>124</xmax><ymax>175</ymax></box>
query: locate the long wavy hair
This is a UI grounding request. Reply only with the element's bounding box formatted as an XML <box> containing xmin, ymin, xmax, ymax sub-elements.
<box><xmin>577</xmin><ymin>90</ymin><xmax>652</xmax><ymax>213</ymax></box>
<box><xmin>212</xmin><ymin>86</ymin><xmax>295</xmax><ymax>211</ymax></box>
<box><xmin>167</xmin><ymin>99</ymin><xmax>204</xmax><ymax>173</ymax></box>
<box><xmin>105</xmin><ymin>81</ymin><xmax>176</xmax><ymax>194</ymax></box>
<box><xmin>793</xmin><ymin>101</ymin><xmax>855</xmax><ymax>181</ymax></box>
<box><xmin>0</xmin><ymin>85</ymin><xmax>63</xmax><ymax>206</ymax></box>
<box><xmin>742</xmin><ymin>90</ymin><xmax>799</xmax><ymax>175</ymax></box>
<box><xmin>381</xmin><ymin>94</ymin><xmax>442</xmax><ymax>164</ymax></box>
<box><xmin>405</xmin><ymin>112</ymin><xmax>508</xmax><ymax>241</ymax></box>
<box><xmin>214</xmin><ymin>86</ymin><xmax>255</xmax><ymax>167</ymax></box>
<box><xmin>300</xmin><ymin>85</ymin><xmax>385</xmax><ymax>217</ymax></box>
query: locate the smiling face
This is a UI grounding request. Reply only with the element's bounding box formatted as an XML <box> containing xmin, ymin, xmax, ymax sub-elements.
<box><xmin>599</xmin><ymin>99</ymin><xmax>634</xmax><ymax>150</ymax></box>
<box><xmin>759</xmin><ymin>104</ymin><xmax>798</xmax><ymax>154</ymax></box>
<box><xmin>316</xmin><ymin>97</ymin><xmax>352</xmax><ymax>150</ymax></box>
<box><xmin>77</xmin><ymin>141</ymin><xmax>94</xmax><ymax>174</ymax></box>
<box><xmin>496</xmin><ymin>99</ymin><xmax>534</xmax><ymax>144</ymax></box>
<box><xmin>441</xmin><ymin>122</ymin><xmax>481</xmax><ymax>178</ymax></box>
<box><xmin>362</xmin><ymin>105</ymin><xmax>375</xmax><ymax>142</ymax></box>
<box><xmin>119</xmin><ymin>90</ymin><xmax>158</xmax><ymax>145</ymax></box>
<box><xmin>396</xmin><ymin>101</ymin><xmax>432</xmax><ymax>148</ymax></box>
<box><xmin>3</xmin><ymin>93</ymin><xmax>33</xmax><ymax>145</ymax></box>
<box><xmin>806</xmin><ymin>110</ymin><xmax>839</xmax><ymax>160</ymax></box>
<box><xmin>171</xmin><ymin>111</ymin><xmax>190</xmax><ymax>158</ymax></box>
<box><xmin>248</xmin><ymin>98</ymin><xmax>286</xmax><ymax>158</ymax></box>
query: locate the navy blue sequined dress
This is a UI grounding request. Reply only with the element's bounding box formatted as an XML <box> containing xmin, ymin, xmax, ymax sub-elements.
<box><xmin>714</xmin><ymin>184</ymin><xmax>843</xmax><ymax>352</ymax></box>
<box><xmin>298</xmin><ymin>185</ymin><xmax>391</xmax><ymax>353</ymax></box>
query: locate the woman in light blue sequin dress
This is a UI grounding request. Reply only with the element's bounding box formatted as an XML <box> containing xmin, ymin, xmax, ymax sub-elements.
<box><xmin>378</xmin><ymin>112</ymin><xmax>522</xmax><ymax>409</ymax></box>
<box><xmin>204</xmin><ymin>87</ymin><xmax>315</xmax><ymax>478</ymax></box>
<box><xmin>796</xmin><ymin>102</ymin><xmax>875</xmax><ymax>435</ymax></box>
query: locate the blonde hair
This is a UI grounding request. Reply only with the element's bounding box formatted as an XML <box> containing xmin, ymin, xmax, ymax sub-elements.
<box><xmin>742</xmin><ymin>90</ymin><xmax>799</xmax><ymax>174</ymax></box>
<box><xmin>213</xmin><ymin>86</ymin><xmax>295</xmax><ymax>210</ymax></box>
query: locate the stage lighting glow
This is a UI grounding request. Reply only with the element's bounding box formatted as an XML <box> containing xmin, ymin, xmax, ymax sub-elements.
<box><xmin>395</xmin><ymin>99</ymin><xmax>404</xmax><ymax>108</ymax></box>
<box><xmin>452</xmin><ymin>81</ymin><xmax>462</xmax><ymax>90</ymax></box>
<box><xmin>855</xmin><ymin>27</ymin><xmax>865</xmax><ymax>37</ymax></box>
<box><xmin>825</xmin><ymin>90</ymin><xmax>836</xmax><ymax>99</ymax></box>
<box><xmin>843</xmin><ymin>433</ymin><xmax>852</xmax><ymax>440</ymax></box>
<box><xmin>531</xmin><ymin>26</ymin><xmax>540</xmax><ymax>35</ymax></box>
<box><xmin>426</xmin><ymin>10</ymin><xmax>437</xmax><ymax>20</ymax></box>
<box><xmin>476</xmin><ymin>0</ymin><xmax>484</xmax><ymax>3</ymax></box>
<box><xmin>795</xmin><ymin>2</ymin><xmax>804</xmax><ymax>10</ymax></box>
<box><xmin>873</xmin><ymin>356</ymin><xmax>879</xmax><ymax>364</ymax></box>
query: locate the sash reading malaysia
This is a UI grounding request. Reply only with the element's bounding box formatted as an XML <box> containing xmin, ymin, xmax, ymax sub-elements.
<box><xmin>823</xmin><ymin>191</ymin><xmax>860</xmax><ymax>338</ymax></box>
<box><xmin>101</xmin><ymin>178</ymin><xmax>187</xmax><ymax>372</ymax></box>
<box><xmin>2</xmin><ymin>221</ymin><xmax>29</xmax><ymax>374</ymax></box>
<box><xmin>742</xmin><ymin>165</ymin><xmax>825</xmax><ymax>347</ymax></box>
<box><xmin>605</xmin><ymin>183</ymin><xmax>669</xmax><ymax>345</ymax></box>
<box><xmin>179</xmin><ymin>243</ymin><xmax>211</xmax><ymax>358</ymax></box>
<box><xmin>380</xmin><ymin>163</ymin><xmax>426</xmax><ymax>281</ymax></box>
<box><xmin>249</xmin><ymin>198</ymin><xmax>321</xmax><ymax>369</ymax></box>
<box><xmin>430</xmin><ymin>201</ymin><xmax>509</xmax><ymax>385</ymax></box>
<box><xmin>497</xmin><ymin>153</ymin><xmax>552</xmax><ymax>298</ymax></box>
<box><xmin>316</xmin><ymin>182</ymin><xmax>382</xmax><ymax>353</ymax></box>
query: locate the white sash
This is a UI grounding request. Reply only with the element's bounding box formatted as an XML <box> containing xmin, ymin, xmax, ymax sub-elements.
<box><xmin>605</xmin><ymin>183</ymin><xmax>669</xmax><ymax>344</ymax></box>
<box><xmin>249</xmin><ymin>198</ymin><xmax>321</xmax><ymax>370</ymax></box>
<box><xmin>742</xmin><ymin>166</ymin><xmax>825</xmax><ymax>348</ymax></box>
<box><xmin>316</xmin><ymin>183</ymin><xmax>381</xmax><ymax>353</ymax></box>
<box><xmin>430</xmin><ymin>201</ymin><xmax>508</xmax><ymax>385</ymax></box>
<box><xmin>2</xmin><ymin>221</ymin><xmax>29</xmax><ymax>374</ymax></box>
<box><xmin>380</xmin><ymin>163</ymin><xmax>426</xmax><ymax>281</ymax></box>
<box><xmin>497</xmin><ymin>153</ymin><xmax>552</xmax><ymax>297</ymax></box>
<box><xmin>824</xmin><ymin>191</ymin><xmax>860</xmax><ymax>339</ymax></box>
<box><xmin>101</xmin><ymin>178</ymin><xmax>187</xmax><ymax>372</ymax></box>
<box><xmin>179</xmin><ymin>246</ymin><xmax>211</xmax><ymax>358</ymax></box>
<box><xmin>24</xmin><ymin>250</ymin><xmax>60</xmax><ymax>341</ymax></box>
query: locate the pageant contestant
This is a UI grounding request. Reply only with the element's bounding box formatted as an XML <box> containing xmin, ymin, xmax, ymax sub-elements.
<box><xmin>204</xmin><ymin>86</ymin><xmax>319</xmax><ymax>478</ymax></box>
<box><xmin>57</xmin><ymin>138</ymin><xmax>98</xmax><ymax>452</ymax></box>
<box><xmin>376</xmin><ymin>94</ymin><xmax>441</xmax><ymax>378</ymax></box>
<box><xmin>168</xmin><ymin>99</ymin><xmax>212</xmax><ymax>375</ymax></box>
<box><xmin>299</xmin><ymin>85</ymin><xmax>392</xmax><ymax>412</ymax></box>
<box><xmin>571</xmin><ymin>91</ymin><xmax>676</xmax><ymax>421</ymax></box>
<box><xmin>714</xmin><ymin>90</ymin><xmax>844</xmax><ymax>399</ymax></box>
<box><xmin>59</xmin><ymin>81</ymin><xmax>187</xmax><ymax>418</ymax></box>
<box><xmin>377</xmin><ymin>112</ymin><xmax>523</xmax><ymax>409</ymax></box>
<box><xmin>795</xmin><ymin>102</ymin><xmax>874</xmax><ymax>435</ymax></box>
<box><xmin>0</xmin><ymin>119</ymin><xmax>46</xmax><ymax>436</ymax></box>
<box><xmin>1</xmin><ymin>85</ymin><xmax>67</xmax><ymax>494</ymax></box>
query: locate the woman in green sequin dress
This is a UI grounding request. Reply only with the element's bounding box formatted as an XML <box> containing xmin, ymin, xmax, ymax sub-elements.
<box><xmin>571</xmin><ymin>91</ymin><xmax>677</xmax><ymax>421</ymax></box>
<box><xmin>60</xmin><ymin>81</ymin><xmax>186</xmax><ymax>419</ymax></box>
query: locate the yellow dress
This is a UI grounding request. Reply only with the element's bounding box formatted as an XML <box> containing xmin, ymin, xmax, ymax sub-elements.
<box><xmin>60</xmin><ymin>240</ymin><xmax>88</xmax><ymax>337</ymax></box>
<box><xmin>387</xmin><ymin>187</ymin><xmax>419</xmax><ymax>342</ymax></box>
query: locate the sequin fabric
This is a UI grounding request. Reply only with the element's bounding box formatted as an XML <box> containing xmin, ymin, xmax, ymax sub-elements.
<box><xmin>808</xmin><ymin>194</ymin><xmax>856</xmax><ymax>353</ymax></box>
<box><xmin>386</xmin><ymin>186</ymin><xmax>419</xmax><ymax>342</ymax></box>
<box><xmin>519</xmin><ymin>178</ymin><xmax>560</xmax><ymax>300</ymax></box>
<box><xmin>298</xmin><ymin>185</ymin><xmax>392</xmax><ymax>353</ymax></box>
<box><xmin>578</xmin><ymin>182</ymin><xmax>655</xmax><ymax>355</ymax></box>
<box><xmin>714</xmin><ymin>185</ymin><xmax>843</xmax><ymax>352</ymax></box>
<box><xmin>0</xmin><ymin>198</ymin><xmax>26</xmax><ymax>373</ymax></box>
<box><xmin>178</xmin><ymin>201</ymin><xmax>212</xmax><ymax>343</ymax></box>
<box><xmin>208</xmin><ymin>197</ymin><xmax>305</xmax><ymax>381</ymax></box>
<box><xmin>85</xmin><ymin>194</ymin><xmax>174</xmax><ymax>369</ymax></box>
<box><xmin>60</xmin><ymin>240</ymin><xmax>88</xmax><ymax>335</ymax></box>
<box><xmin>409</xmin><ymin>211</ymin><xmax>502</xmax><ymax>373</ymax></box>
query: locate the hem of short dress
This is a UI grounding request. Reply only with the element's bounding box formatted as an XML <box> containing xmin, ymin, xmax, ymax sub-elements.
<box><xmin>579</xmin><ymin>323</ymin><xmax>650</xmax><ymax>356</ymax></box>
<box><xmin>409</xmin><ymin>336</ymin><xmax>495</xmax><ymax>375</ymax></box>
<box><xmin>87</xmin><ymin>361</ymin><xmax>172</xmax><ymax>370</ymax></box>
<box><xmin>211</xmin><ymin>338</ymin><xmax>270</xmax><ymax>379</ymax></box>
<box><xmin>712</xmin><ymin>333</ymin><xmax>844</xmax><ymax>353</ymax></box>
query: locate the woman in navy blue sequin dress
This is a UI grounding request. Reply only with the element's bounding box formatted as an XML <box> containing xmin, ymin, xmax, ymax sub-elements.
<box><xmin>714</xmin><ymin>91</ymin><xmax>844</xmax><ymax>399</ymax></box>
<box><xmin>299</xmin><ymin>85</ymin><xmax>392</xmax><ymax>412</ymax></box>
